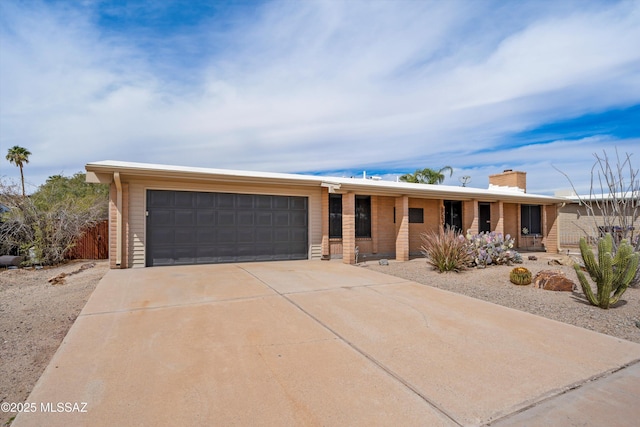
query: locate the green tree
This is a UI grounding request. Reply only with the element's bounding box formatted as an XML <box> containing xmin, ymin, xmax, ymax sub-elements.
<box><xmin>32</xmin><ymin>172</ymin><xmax>109</xmax><ymax>217</ymax></box>
<box><xmin>398</xmin><ymin>170</ymin><xmax>421</xmax><ymax>183</ymax></box>
<box><xmin>400</xmin><ymin>166</ymin><xmax>453</xmax><ymax>184</ymax></box>
<box><xmin>6</xmin><ymin>145</ymin><xmax>32</xmax><ymax>196</ymax></box>
<box><xmin>0</xmin><ymin>173</ymin><xmax>108</xmax><ymax>264</ymax></box>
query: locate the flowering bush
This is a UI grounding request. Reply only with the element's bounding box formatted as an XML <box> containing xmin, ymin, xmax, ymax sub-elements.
<box><xmin>465</xmin><ymin>231</ymin><xmax>522</xmax><ymax>267</ymax></box>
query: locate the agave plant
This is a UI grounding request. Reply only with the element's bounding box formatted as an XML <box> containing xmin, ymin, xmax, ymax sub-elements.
<box><xmin>420</xmin><ymin>228</ymin><xmax>472</xmax><ymax>272</ymax></box>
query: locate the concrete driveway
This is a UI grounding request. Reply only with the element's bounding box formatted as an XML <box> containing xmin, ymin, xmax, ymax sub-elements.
<box><xmin>14</xmin><ymin>261</ymin><xmax>640</xmax><ymax>426</ymax></box>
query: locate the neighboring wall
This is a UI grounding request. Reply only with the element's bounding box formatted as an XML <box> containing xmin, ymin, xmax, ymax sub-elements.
<box><xmin>559</xmin><ymin>203</ymin><xmax>596</xmax><ymax>246</ymax></box>
<box><xmin>558</xmin><ymin>203</ymin><xmax>637</xmax><ymax>247</ymax></box>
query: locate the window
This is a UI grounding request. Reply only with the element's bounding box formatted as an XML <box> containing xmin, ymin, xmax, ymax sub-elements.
<box><xmin>521</xmin><ymin>205</ymin><xmax>541</xmax><ymax>235</ymax></box>
<box><xmin>329</xmin><ymin>194</ymin><xmax>342</xmax><ymax>238</ymax></box>
<box><xmin>355</xmin><ymin>196</ymin><xmax>371</xmax><ymax>238</ymax></box>
<box><xmin>409</xmin><ymin>208</ymin><xmax>424</xmax><ymax>223</ymax></box>
<box><xmin>329</xmin><ymin>194</ymin><xmax>371</xmax><ymax>238</ymax></box>
<box><xmin>394</xmin><ymin>207</ymin><xmax>424</xmax><ymax>223</ymax></box>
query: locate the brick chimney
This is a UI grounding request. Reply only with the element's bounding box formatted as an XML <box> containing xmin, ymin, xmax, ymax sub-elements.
<box><xmin>488</xmin><ymin>169</ymin><xmax>526</xmax><ymax>192</ymax></box>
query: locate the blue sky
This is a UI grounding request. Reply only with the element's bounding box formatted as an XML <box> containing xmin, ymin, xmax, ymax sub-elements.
<box><xmin>1</xmin><ymin>0</ymin><xmax>639</xmax><ymax>195</ymax></box>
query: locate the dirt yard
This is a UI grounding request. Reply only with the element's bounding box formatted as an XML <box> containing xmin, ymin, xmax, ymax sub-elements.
<box><xmin>0</xmin><ymin>261</ymin><xmax>109</xmax><ymax>426</ymax></box>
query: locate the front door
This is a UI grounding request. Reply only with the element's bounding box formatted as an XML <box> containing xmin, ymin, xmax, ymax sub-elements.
<box><xmin>479</xmin><ymin>202</ymin><xmax>491</xmax><ymax>233</ymax></box>
<box><xmin>444</xmin><ymin>200</ymin><xmax>463</xmax><ymax>232</ymax></box>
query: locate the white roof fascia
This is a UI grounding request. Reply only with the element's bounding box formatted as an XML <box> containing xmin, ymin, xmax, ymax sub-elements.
<box><xmin>562</xmin><ymin>191</ymin><xmax>640</xmax><ymax>203</ymax></box>
<box><xmin>85</xmin><ymin>160</ymin><xmax>565</xmax><ymax>204</ymax></box>
<box><xmin>86</xmin><ymin>160</ymin><xmax>324</xmax><ymax>185</ymax></box>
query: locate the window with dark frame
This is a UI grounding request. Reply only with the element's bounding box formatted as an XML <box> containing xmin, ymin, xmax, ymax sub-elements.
<box><xmin>521</xmin><ymin>204</ymin><xmax>542</xmax><ymax>235</ymax></box>
<box><xmin>355</xmin><ymin>195</ymin><xmax>371</xmax><ymax>238</ymax></box>
<box><xmin>444</xmin><ymin>200</ymin><xmax>463</xmax><ymax>232</ymax></box>
<box><xmin>409</xmin><ymin>208</ymin><xmax>424</xmax><ymax>223</ymax></box>
<box><xmin>329</xmin><ymin>194</ymin><xmax>342</xmax><ymax>238</ymax></box>
<box><xmin>479</xmin><ymin>202</ymin><xmax>491</xmax><ymax>233</ymax></box>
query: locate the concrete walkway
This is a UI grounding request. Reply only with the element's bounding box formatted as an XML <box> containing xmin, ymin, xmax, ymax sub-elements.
<box><xmin>14</xmin><ymin>261</ymin><xmax>640</xmax><ymax>426</ymax></box>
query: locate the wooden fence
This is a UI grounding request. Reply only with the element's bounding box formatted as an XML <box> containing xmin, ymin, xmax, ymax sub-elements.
<box><xmin>67</xmin><ymin>220</ymin><xmax>109</xmax><ymax>260</ymax></box>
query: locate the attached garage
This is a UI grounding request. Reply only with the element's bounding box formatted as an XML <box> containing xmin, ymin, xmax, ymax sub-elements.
<box><xmin>146</xmin><ymin>190</ymin><xmax>308</xmax><ymax>266</ymax></box>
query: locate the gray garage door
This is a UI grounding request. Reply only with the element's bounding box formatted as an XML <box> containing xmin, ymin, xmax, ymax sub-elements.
<box><xmin>146</xmin><ymin>190</ymin><xmax>308</xmax><ymax>266</ymax></box>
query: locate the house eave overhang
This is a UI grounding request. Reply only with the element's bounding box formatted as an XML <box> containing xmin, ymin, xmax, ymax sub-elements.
<box><xmin>85</xmin><ymin>160</ymin><xmax>325</xmax><ymax>188</ymax></box>
<box><xmin>562</xmin><ymin>191</ymin><xmax>640</xmax><ymax>203</ymax></box>
<box><xmin>85</xmin><ymin>161</ymin><xmax>565</xmax><ymax>205</ymax></box>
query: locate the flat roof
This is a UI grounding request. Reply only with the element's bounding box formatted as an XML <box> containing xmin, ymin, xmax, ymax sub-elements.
<box><xmin>557</xmin><ymin>191</ymin><xmax>640</xmax><ymax>203</ymax></box>
<box><xmin>86</xmin><ymin>160</ymin><xmax>565</xmax><ymax>204</ymax></box>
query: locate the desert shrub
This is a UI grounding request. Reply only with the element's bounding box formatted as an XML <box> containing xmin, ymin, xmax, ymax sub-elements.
<box><xmin>556</xmin><ymin>149</ymin><xmax>639</xmax><ymax>286</ymax></box>
<box><xmin>0</xmin><ymin>174</ymin><xmax>107</xmax><ymax>265</ymax></box>
<box><xmin>420</xmin><ymin>228</ymin><xmax>473</xmax><ymax>272</ymax></box>
<box><xmin>466</xmin><ymin>231</ymin><xmax>521</xmax><ymax>267</ymax></box>
<box><xmin>511</xmin><ymin>251</ymin><xmax>524</xmax><ymax>264</ymax></box>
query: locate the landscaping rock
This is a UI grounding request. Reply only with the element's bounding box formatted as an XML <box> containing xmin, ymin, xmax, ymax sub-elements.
<box><xmin>533</xmin><ymin>270</ymin><xmax>576</xmax><ymax>292</ymax></box>
<box><xmin>48</xmin><ymin>272</ymin><xmax>68</xmax><ymax>285</ymax></box>
<box><xmin>48</xmin><ymin>262</ymin><xmax>96</xmax><ymax>286</ymax></box>
<box><xmin>547</xmin><ymin>255</ymin><xmax>578</xmax><ymax>267</ymax></box>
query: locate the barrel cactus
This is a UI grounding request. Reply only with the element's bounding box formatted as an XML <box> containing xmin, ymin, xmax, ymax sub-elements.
<box><xmin>510</xmin><ymin>267</ymin><xmax>532</xmax><ymax>285</ymax></box>
<box><xmin>574</xmin><ymin>233</ymin><xmax>639</xmax><ymax>309</ymax></box>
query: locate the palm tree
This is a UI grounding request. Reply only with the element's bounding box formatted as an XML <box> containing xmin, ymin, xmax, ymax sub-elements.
<box><xmin>399</xmin><ymin>166</ymin><xmax>453</xmax><ymax>184</ymax></box>
<box><xmin>398</xmin><ymin>170</ymin><xmax>422</xmax><ymax>183</ymax></box>
<box><xmin>423</xmin><ymin>166</ymin><xmax>454</xmax><ymax>184</ymax></box>
<box><xmin>6</xmin><ymin>145</ymin><xmax>32</xmax><ymax>196</ymax></box>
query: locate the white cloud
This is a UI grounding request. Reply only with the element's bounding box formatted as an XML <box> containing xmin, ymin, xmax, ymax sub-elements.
<box><xmin>0</xmin><ymin>0</ymin><xmax>639</xmax><ymax>194</ymax></box>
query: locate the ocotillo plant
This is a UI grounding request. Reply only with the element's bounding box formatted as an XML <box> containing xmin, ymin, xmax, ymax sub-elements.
<box><xmin>574</xmin><ymin>233</ymin><xmax>639</xmax><ymax>309</ymax></box>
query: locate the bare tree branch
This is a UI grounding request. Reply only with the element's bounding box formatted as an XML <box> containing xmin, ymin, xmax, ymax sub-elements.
<box><xmin>555</xmin><ymin>148</ymin><xmax>639</xmax><ymax>286</ymax></box>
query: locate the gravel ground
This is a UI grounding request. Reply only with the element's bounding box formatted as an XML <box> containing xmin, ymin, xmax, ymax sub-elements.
<box><xmin>367</xmin><ymin>253</ymin><xmax>640</xmax><ymax>345</ymax></box>
<box><xmin>0</xmin><ymin>261</ymin><xmax>108</xmax><ymax>426</ymax></box>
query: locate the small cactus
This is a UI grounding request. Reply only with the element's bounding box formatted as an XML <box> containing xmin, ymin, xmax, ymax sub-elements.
<box><xmin>574</xmin><ymin>233</ymin><xmax>639</xmax><ymax>309</ymax></box>
<box><xmin>510</xmin><ymin>267</ymin><xmax>532</xmax><ymax>285</ymax></box>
